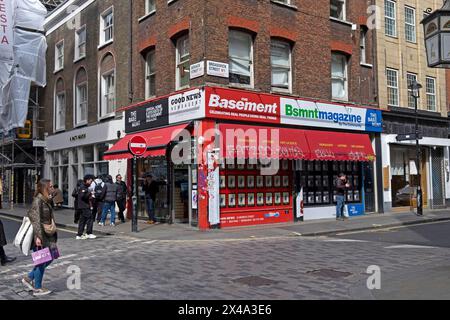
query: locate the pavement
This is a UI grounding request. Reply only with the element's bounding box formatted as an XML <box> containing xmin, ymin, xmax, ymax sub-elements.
<box><xmin>2</xmin><ymin>204</ymin><xmax>450</xmax><ymax>241</ymax></box>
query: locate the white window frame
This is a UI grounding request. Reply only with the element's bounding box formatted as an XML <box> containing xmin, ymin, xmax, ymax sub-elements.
<box><xmin>75</xmin><ymin>25</ymin><xmax>87</xmax><ymax>61</ymax></box>
<box><xmin>146</xmin><ymin>0</ymin><xmax>156</xmax><ymax>15</ymax></box>
<box><xmin>54</xmin><ymin>91</ymin><xmax>66</xmax><ymax>132</ymax></box>
<box><xmin>426</xmin><ymin>76</ymin><xmax>437</xmax><ymax>111</ymax></box>
<box><xmin>406</xmin><ymin>72</ymin><xmax>418</xmax><ymax>109</ymax></box>
<box><xmin>330</xmin><ymin>0</ymin><xmax>346</xmax><ymax>21</ymax></box>
<box><xmin>145</xmin><ymin>49</ymin><xmax>156</xmax><ymax>99</ymax></box>
<box><xmin>99</xmin><ymin>7</ymin><xmax>114</xmax><ymax>47</ymax></box>
<box><xmin>385</xmin><ymin>0</ymin><xmax>397</xmax><ymax>37</ymax></box>
<box><xmin>229</xmin><ymin>30</ymin><xmax>254</xmax><ymax>88</ymax></box>
<box><xmin>360</xmin><ymin>28</ymin><xmax>367</xmax><ymax>64</ymax></box>
<box><xmin>386</xmin><ymin>68</ymin><xmax>399</xmax><ymax>107</ymax></box>
<box><xmin>270</xmin><ymin>39</ymin><xmax>292</xmax><ymax>93</ymax></box>
<box><xmin>99</xmin><ymin>69</ymin><xmax>116</xmax><ymax>119</ymax></box>
<box><xmin>331</xmin><ymin>53</ymin><xmax>348</xmax><ymax>101</ymax></box>
<box><xmin>405</xmin><ymin>6</ymin><xmax>416</xmax><ymax>43</ymax></box>
<box><xmin>54</xmin><ymin>40</ymin><xmax>64</xmax><ymax>72</ymax></box>
<box><xmin>74</xmin><ymin>81</ymin><xmax>88</xmax><ymax>127</ymax></box>
<box><xmin>175</xmin><ymin>34</ymin><xmax>190</xmax><ymax>90</ymax></box>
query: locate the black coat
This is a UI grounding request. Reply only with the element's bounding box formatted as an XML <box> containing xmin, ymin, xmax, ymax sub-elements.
<box><xmin>0</xmin><ymin>219</ymin><xmax>6</xmax><ymax>247</ymax></box>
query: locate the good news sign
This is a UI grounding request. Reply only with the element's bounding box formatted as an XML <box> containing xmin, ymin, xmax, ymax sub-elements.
<box><xmin>0</xmin><ymin>0</ymin><xmax>14</xmax><ymax>61</ymax></box>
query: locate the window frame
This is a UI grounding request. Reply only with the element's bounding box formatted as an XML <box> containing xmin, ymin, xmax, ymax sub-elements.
<box><xmin>406</xmin><ymin>72</ymin><xmax>418</xmax><ymax>109</ymax></box>
<box><xmin>330</xmin><ymin>0</ymin><xmax>346</xmax><ymax>21</ymax></box>
<box><xmin>146</xmin><ymin>0</ymin><xmax>156</xmax><ymax>15</ymax></box>
<box><xmin>99</xmin><ymin>69</ymin><xmax>116</xmax><ymax>119</ymax></box>
<box><xmin>75</xmin><ymin>25</ymin><xmax>87</xmax><ymax>61</ymax></box>
<box><xmin>54</xmin><ymin>91</ymin><xmax>66</xmax><ymax>132</ymax></box>
<box><xmin>270</xmin><ymin>39</ymin><xmax>292</xmax><ymax>93</ymax></box>
<box><xmin>405</xmin><ymin>6</ymin><xmax>417</xmax><ymax>43</ymax></box>
<box><xmin>386</xmin><ymin>68</ymin><xmax>399</xmax><ymax>107</ymax></box>
<box><xmin>99</xmin><ymin>6</ymin><xmax>114</xmax><ymax>47</ymax></box>
<box><xmin>331</xmin><ymin>52</ymin><xmax>348</xmax><ymax>101</ymax></box>
<box><xmin>75</xmin><ymin>81</ymin><xmax>88</xmax><ymax>127</ymax></box>
<box><xmin>175</xmin><ymin>34</ymin><xmax>190</xmax><ymax>91</ymax></box>
<box><xmin>385</xmin><ymin>0</ymin><xmax>397</xmax><ymax>38</ymax></box>
<box><xmin>426</xmin><ymin>76</ymin><xmax>437</xmax><ymax>111</ymax></box>
<box><xmin>145</xmin><ymin>49</ymin><xmax>156</xmax><ymax>99</ymax></box>
<box><xmin>54</xmin><ymin>40</ymin><xmax>64</xmax><ymax>72</ymax></box>
<box><xmin>229</xmin><ymin>30</ymin><xmax>254</xmax><ymax>89</ymax></box>
<box><xmin>360</xmin><ymin>27</ymin><xmax>367</xmax><ymax>64</ymax></box>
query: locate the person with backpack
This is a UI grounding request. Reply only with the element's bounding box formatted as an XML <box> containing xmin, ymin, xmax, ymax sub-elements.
<box><xmin>90</xmin><ymin>176</ymin><xmax>105</xmax><ymax>223</ymax></box>
<box><xmin>99</xmin><ymin>175</ymin><xmax>119</xmax><ymax>227</ymax></box>
<box><xmin>115</xmin><ymin>174</ymin><xmax>128</xmax><ymax>223</ymax></box>
<box><xmin>72</xmin><ymin>180</ymin><xmax>84</xmax><ymax>224</ymax></box>
<box><xmin>0</xmin><ymin>219</ymin><xmax>16</xmax><ymax>266</ymax></box>
<box><xmin>76</xmin><ymin>175</ymin><xmax>97</xmax><ymax>240</ymax></box>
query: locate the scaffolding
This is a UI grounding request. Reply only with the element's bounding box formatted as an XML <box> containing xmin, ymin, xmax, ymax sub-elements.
<box><xmin>40</xmin><ymin>0</ymin><xmax>65</xmax><ymax>12</ymax></box>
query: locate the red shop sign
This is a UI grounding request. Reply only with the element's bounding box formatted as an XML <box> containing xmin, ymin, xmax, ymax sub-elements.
<box><xmin>205</xmin><ymin>87</ymin><xmax>281</xmax><ymax>124</ymax></box>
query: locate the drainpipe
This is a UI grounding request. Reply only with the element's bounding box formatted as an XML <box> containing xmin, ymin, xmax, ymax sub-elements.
<box><xmin>128</xmin><ymin>0</ymin><xmax>133</xmax><ymax>104</ymax></box>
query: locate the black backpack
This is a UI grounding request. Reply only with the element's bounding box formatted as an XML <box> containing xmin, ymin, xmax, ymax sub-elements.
<box><xmin>94</xmin><ymin>182</ymin><xmax>104</xmax><ymax>200</ymax></box>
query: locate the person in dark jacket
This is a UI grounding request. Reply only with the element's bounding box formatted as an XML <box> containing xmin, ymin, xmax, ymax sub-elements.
<box><xmin>76</xmin><ymin>175</ymin><xmax>97</xmax><ymax>240</ymax></box>
<box><xmin>90</xmin><ymin>176</ymin><xmax>105</xmax><ymax>223</ymax></box>
<box><xmin>99</xmin><ymin>175</ymin><xmax>119</xmax><ymax>227</ymax></box>
<box><xmin>115</xmin><ymin>174</ymin><xmax>128</xmax><ymax>223</ymax></box>
<box><xmin>0</xmin><ymin>219</ymin><xmax>16</xmax><ymax>266</ymax></box>
<box><xmin>142</xmin><ymin>174</ymin><xmax>165</xmax><ymax>224</ymax></box>
<box><xmin>335</xmin><ymin>173</ymin><xmax>350</xmax><ymax>221</ymax></box>
<box><xmin>72</xmin><ymin>180</ymin><xmax>84</xmax><ymax>224</ymax></box>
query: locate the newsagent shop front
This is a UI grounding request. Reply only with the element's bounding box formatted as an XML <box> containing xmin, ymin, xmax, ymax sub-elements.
<box><xmin>104</xmin><ymin>86</ymin><xmax>382</xmax><ymax>230</ymax></box>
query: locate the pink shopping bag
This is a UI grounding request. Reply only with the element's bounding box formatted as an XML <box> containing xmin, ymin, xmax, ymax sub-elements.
<box><xmin>32</xmin><ymin>247</ymin><xmax>53</xmax><ymax>267</ymax></box>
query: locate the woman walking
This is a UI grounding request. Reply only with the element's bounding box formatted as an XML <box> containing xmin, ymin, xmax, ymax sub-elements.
<box><xmin>22</xmin><ymin>179</ymin><xmax>58</xmax><ymax>297</ymax></box>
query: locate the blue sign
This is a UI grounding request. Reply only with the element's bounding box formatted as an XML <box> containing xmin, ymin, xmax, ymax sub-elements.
<box><xmin>365</xmin><ymin>109</ymin><xmax>383</xmax><ymax>133</ymax></box>
<box><xmin>346</xmin><ymin>203</ymin><xmax>365</xmax><ymax>217</ymax></box>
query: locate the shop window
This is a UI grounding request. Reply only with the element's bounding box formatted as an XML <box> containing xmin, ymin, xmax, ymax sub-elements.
<box><xmin>426</xmin><ymin>76</ymin><xmax>436</xmax><ymax>111</ymax></box>
<box><xmin>385</xmin><ymin>0</ymin><xmax>397</xmax><ymax>37</ymax></box>
<box><xmin>145</xmin><ymin>49</ymin><xmax>156</xmax><ymax>98</ymax></box>
<box><xmin>83</xmin><ymin>146</ymin><xmax>94</xmax><ymax>163</ymax></box>
<box><xmin>330</xmin><ymin>0</ymin><xmax>346</xmax><ymax>21</ymax></box>
<box><xmin>229</xmin><ymin>30</ymin><xmax>253</xmax><ymax>87</ymax></box>
<box><xmin>406</xmin><ymin>73</ymin><xmax>418</xmax><ymax>109</ymax></box>
<box><xmin>176</xmin><ymin>34</ymin><xmax>190</xmax><ymax>90</ymax></box>
<box><xmin>271</xmin><ymin>40</ymin><xmax>292</xmax><ymax>93</ymax></box>
<box><xmin>331</xmin><ymin>53</ymin><xmax>348</xmax><ymax>101</ymax></box>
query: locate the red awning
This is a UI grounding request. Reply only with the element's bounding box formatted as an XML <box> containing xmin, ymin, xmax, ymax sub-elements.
<box><xmin>104</xmin><ymin>123</ymin><xmax>190</xmax><ymax>161</ymax></box>
<box><xmin>219</xmin><ymin>123</ymin><xmax>310</xmax><ymax>160</ymax></box>
<box><xmin>306</xmin><ymin>131</ymin><xmax>375</xmax><ymax>162</ymax></box>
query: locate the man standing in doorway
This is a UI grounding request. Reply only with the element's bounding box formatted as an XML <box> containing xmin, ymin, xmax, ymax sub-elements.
<box><xmin>142</xmin><ymin>174</ymin><xmax>164</xmax><ymax>225</ymax></box>
<box><xmin>335</xmin><ymin>173</ymin><xmax>350</xmax><ymax>221</ymax></box>
<box><xmin>115</xmin><ymin>174</ymin><xmax>128</xmax><ymax>223</ymax></box>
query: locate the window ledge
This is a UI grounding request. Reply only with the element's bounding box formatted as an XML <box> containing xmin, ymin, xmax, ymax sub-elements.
<box><xmin>74</xmin><ymin>122</ymin><xmax>88</xmax><ymax>128</ymax></box>
<box><xmin>360</xmin><ymin>63</ymin><xmax>373</xmax><ymax>68</ymax></box>
<box><xmin>54</xmin><ymin>128</ymin><xmax>65</xmax><ymax>134</ymax></box>
<box><xmin>138</xmin><ymin>10</ymin><xmax>156</xmax><ymax>23</ymax></box>
<box><xmin>176</xmin><ymin>85</ymin><xmax>190</xmax><ymax>91</ymax></box>
<box><xmin>168</xmin><ymin>0</ymin><xmax>179</xmax><ymax>5</ymax></box>
<box><xmin>229</xmin><ymin>83</ymin><xmax>254</xmax><ymax>90</ymax></box>
<box><xmin>73</xmin><ymin>56</ymin><xmax>86</xmax><ymax>63</ymax></box>
<box><xmin>329</xmin><ymin>17</ymin><xmax>354</xmax><ymax>27</ymax></box>
<box><xmin>98</xmin><ymin>113</ymin><xmax>115</xmax><ymax>121</ymax></box>
<box><xmin>331</xmin><ymin>98</ymin><xmax>349</xmax><ymax>103</ymax></box>
<box><xmin>53</xmin><ymin>68</ymin><xmax>63</xmax><ymax>74</ymax></box>
<box><xmin>98</xmin><ymin>40</ymin><xmax>113</xmax><ymax>50</ymax></box>
<box><xmin>271</xmin><ymin>87</ymin><xmax>292</xmax><ymax>95</ymax></box>
<box><xmin>270</xmin><ymin>1</ymin><xmax>298</xmax><ymax>11</ymax></box>
<box><xmin>385</xmin><ymin>35</ymin><xmax>398</xmax><ymax>40</ymax></box>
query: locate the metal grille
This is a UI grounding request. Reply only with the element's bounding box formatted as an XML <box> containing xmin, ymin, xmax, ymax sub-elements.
<box><xmin>431</xmin><ymin>147</ymin><xmax>445</xmax><ymax>209</ymax></box>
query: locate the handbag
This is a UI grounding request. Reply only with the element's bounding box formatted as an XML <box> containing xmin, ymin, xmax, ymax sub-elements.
<box><xmin>14</xmin><ymin>217</ymin><xmax>34</xmax><ymax>256</ymax></box>
<box><xmin>31</xmin><ymin>247</ymin><xmax>53</xmax><ymax>267</ymax></box>
<box><xmin>43</xmin><ymin>219</ymin><xmax>57</xmax><ymax>236</ymax></box>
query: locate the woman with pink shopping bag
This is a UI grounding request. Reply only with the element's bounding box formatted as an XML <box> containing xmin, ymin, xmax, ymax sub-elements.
<box><xmin>21</xmin><ymin>179</ymin><xmax>59</xmax><ymax>297</ymax></box>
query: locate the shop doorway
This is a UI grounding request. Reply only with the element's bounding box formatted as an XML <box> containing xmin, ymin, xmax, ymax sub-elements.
<box><xmin>431</xmin><ymin>147</ymin><xmax>445</xmax><ymax>209</ymax></box>
<box><xmin>172</xmin><ymin>165</ymin><xmax>190</xmax><ymax>224</ymax></box>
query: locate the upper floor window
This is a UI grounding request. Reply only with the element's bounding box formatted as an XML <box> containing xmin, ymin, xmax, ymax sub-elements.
<box><xmin>406</xmin><ymin>72</ymin><xmax>418</xmax><ymax>109</ymax></box>
<box><xmin>75</xmin><ymin>68</ymin><xmax>88</xmax><ymax>126</ymax></box>
<box><xmin>405</xmin><ymin>6</ymin><xmax>416</xmax><ymax>43</ymax></box>
<box><xmin>100</xmin><ymin>7</ymin><xmax>114</xmax><ymax>45</ymax></box>
<box><xmin>330</xmin><ymin>0</ymin><xmax>346</xmax><ymax>21</ymax></box>
<box><xmin>385</xmin><ymin>0</ymin><xmax>397</xmax><ymax>37</ymax></box>
<box><xmin>331</xmin><ymin>53</ymin><xmax>348</xmax><ymax>101</ymax></box>
<box><xmin>176</xmin><ymin>35</ymin><xmax>190</xmax><ymax>90</ymax></box>
<box><xmin>55</xmin><ymin>41</ymin><xmax>64</xmax><ymax>71</ymax></box>
<box><xmin>426</xmin><ymin>76</ymin><xmax>436</xmax><ymax>111</ymax></box>
<box><xmin>146</xmin><ymin>0</ymin><xmax>156</xmax><ymax>14</ymax></box>
<box><xmin>54</xmin><ymin>78</ymin><xmax>66</xmax><ymax>132</ymax></box>
<box><xmin>360</xmin><ymin>27</ymin><xmax>368</xmax><ymax>64</ymax></box>
<box><xmin>271</xmin><ymin>40</ymin><xmax>292</xmax><ymax>92</ymax></box>
<box><xmin>145</xmin><ymin>49</ymin><xmax>156</xmax><ymax>98</ymax></box>
<box><xmin>386</xmin><ymin>68</ymin><xmax>399</xmax><ymax>107</ymax></box>
<box><xmin>99</xmin><ymin>54</ymin><xmax>116</xmax><ymax>118</ymax></box>
<box><xmin>75</xmin><ymin>26</ymin><xmax>86</xmax><ymax>60</ymax></box>
<box><xmin>229</xmin><ymin>30</ymin><xmax>253</xmax><ymax>87</ymax></box>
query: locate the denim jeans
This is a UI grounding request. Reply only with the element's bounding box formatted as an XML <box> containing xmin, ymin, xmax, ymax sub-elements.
<box><xmin>146</xmin><ymin>196</ymin><xmax>155</xmax><ymax>222</ymax></box>
<box><xmin>28</xmin><ymin>248</ymin><xmax>52</xmax><ymax>289</ymax></box>
<box><xmin>101</xmin><ymin>201</ymin><xmax>116</xmax><ymax>225</ymax></box>
<box><xmin>336</xmin><ymin>195</ymin><xmax>345</xmax><ymax>218</ymax></box>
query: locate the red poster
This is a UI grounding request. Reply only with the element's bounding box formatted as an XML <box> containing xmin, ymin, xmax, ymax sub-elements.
<box><xmin>205</xmin><ymin>87</ymin><xmax>281</xmax><ymax>124</ymax></box>
<box><xmin>220</xmin><ymin>209</ymin><xmax>293</xmax><ymax>228</ymax></box>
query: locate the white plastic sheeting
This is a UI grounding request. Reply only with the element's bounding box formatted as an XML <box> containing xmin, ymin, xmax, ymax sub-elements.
<box><xmin>0</xmin><ymin>0</ymin><xmax>47</xmax><ymax>132</ymax></box>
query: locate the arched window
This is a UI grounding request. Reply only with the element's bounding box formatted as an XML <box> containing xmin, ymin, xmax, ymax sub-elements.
<box><xmin>54</xmin><ymin>78</ymin><xmax>65</xmax><ymax>131</ymax></box>
<box><xmin>99</xmin><ymin>53</ymin><xmax>116</xmax><ymax>118</ymax></box>
<box><xmin>74</xmin><ymin>67</ymin><xmax>88</xmax><ymax>126</ymax></box>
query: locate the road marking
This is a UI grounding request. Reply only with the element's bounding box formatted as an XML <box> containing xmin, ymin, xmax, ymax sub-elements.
<box><xmin>143</xmin><ymin>240</ymin><xmax>158</xmax><ymax>244</ymax></box>
<box><xmin>323</xmin><ymin>239</ymin><xmax>369</xmax><ymax>243</ymax></box>
<box><xmin>384</xmin><ymin>244</ymin><xmax>438</xmax><ymax>249</ymax></box>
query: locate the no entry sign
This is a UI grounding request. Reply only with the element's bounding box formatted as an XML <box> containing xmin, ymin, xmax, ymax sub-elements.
<box><xmin>128</xmin><ymin>135</ymin><xmax>147</xmax><ymax>156</ymax></box>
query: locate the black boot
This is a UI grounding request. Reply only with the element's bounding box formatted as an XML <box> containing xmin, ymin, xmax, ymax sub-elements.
<box><xmin>0</xmin><ymin>246</ymin><xmax>16</xmax><ymax>266</ymax></box>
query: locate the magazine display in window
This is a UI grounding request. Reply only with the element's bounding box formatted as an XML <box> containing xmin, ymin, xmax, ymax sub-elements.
<box><xmin>228</xmin><ymin>194</ymin><xmax>236</xmax><ymax>207</ymax></box>
<box><xmin>314</xmin><ymin>161</ymin><xmax>321</xmax><ymax>171</ymax></box>
<box><xmin>315</xmin><ymin>191</ymin><xmax>322</xmax><ymax>204</ymax></box>
<box><xmin>266</xmin><ymin>193</ymin><xmax>273</xmax><ymax>205</ymax></box>
<box><xmin>333</xmin><ymin>161</ymin><xmax>338</xmax><ymax>171</ymax></box>
<box><xmin>308</xmin><ymin>192</ymin><xmax>314</xmax><ymax>204</ymax></box>
<box><xmin>346</xmin><ymin>161</ymin><xmax>352</xmax><ymax>172</ymax></box>
<box><xmin>238</xmin><ymin>176</ymin><xmax>245</xmax><ymax>188</ymax></box>
<box><xmin>220</xmin><ymin>194</ymin><xmax>226</xmax><ymax>208</ymax></box>
<box><xmin>347</xmin><ymin>191</ymin><xmax>353</xmax><ymax>202</ymax></box>
<box><xmin>354</xmin><ymin>190</ymin><xmax>360</xmax><ymax>202</ymax></box>
<box><xmin>323</xmin><ymin>191</ymin><xmax>330</xmax><ymax>203</ymax></box>
<box><xmin>237</xmin><ymin>163</ymin><xmax>245</xmax><ymax>170</ymax></box>
<box><xmin>265</xmin><ymin>176</ymin><xmax>272</xmax><ymax>188</ymax></box>
<box><xmin>283</xmin><ymin>192</ymin><xmax>290</xmax><ymax>205</ymax></box>
<box><xmin>333</xmin><ymin>190</ymin><xmax>338</xmax><ymax>203</ymax></box>
<box><xmin>228</xmin><ymin>176</ymin><xmax>236</xmax><ymax>189</ymax></box>
<box><xmin>323</xmin><ymin>176</ymin><xmax>329</xmax><ymax>187</ymax></box>
<box><xmin>282</xmin><ymin>160</ymin><xmax>289</xmax><ymax>170</ymax></box>
<box><xmin>238</xmin><ymin>193</ymin><xmax>246</xmax><ymax>207</ymax></box>
<box><xmin>308</xmin><ymin>161</ymin><xmax>314</xmax><ymax>171</ymax></box>
<box><xmin>227</xmin><ymin>163</ymin><xmax>235</xmax><ymax>170</ymax></box>
<box><xmin>247</xmin><ymin>163</ymin><xmax>254</xmax><ymax>170</ymax></box>
<box><xmin>247</xmin><ymin>176</ymin><xmax>254</xmax><ymax>188</ymax></box>
<box><xmin>275</xmin><ymin>192</ymin><xmax>281</xmax><ymax>205</ymax></box>
<box><xmin>257</xmin><ymin>193</ymin><xmax>264</xmax><ymax>206</ymax></box>
<box><xmin>248</xmin><ymin>193</ymin><xmax>255</xmax><ymax>206</ymax></box>
<box><xmin>315</xmin><ymin>175</ymin><xmax>322</xmax><ymax>187</ymax></box>
<box><xmin>283</xmin><ymin>176</ymin><xmax>290</xmax><ymax>187</ymax></box>
<box><xmin>307</xmin><ymin>176</ymin><xmax>314</xmax><ymax>187</ymax></box>
<box><xmin>274</xmin><ymin>176</ymin><xmax>281</xmax><ymax>187</ymax></box>
<box><xmin>340</xmin><ymin>162</ymin><xmax>346</xmax><ymax>172</ymax></box>
<box><xmin>220</xmin><ymin>176</ymin><xmax>226</xmax><ymax>189</ymax></box>
<box><xmin>257</xmin><ymin>176</ymin><xmax>264</xmax><ymax>188</ymax></box>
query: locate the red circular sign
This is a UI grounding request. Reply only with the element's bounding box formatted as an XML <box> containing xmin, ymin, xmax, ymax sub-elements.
<box><xmin>128</xmin><ymin>135</ymin><xmax>147</xmax><ymax>156</ymax></box>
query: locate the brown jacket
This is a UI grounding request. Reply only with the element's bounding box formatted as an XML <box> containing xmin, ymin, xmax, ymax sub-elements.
<box><xmin>52</xmin><ymin>188</ymin><xmax>64</xmax><ymax>204</ymax></box>
<box><xmin>27</xmin><ymin>193</ymin><xmax>58</xmax><ymax>249</ymax></box>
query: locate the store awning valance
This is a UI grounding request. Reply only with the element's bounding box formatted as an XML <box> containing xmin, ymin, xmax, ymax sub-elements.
<box><xmin>103</xmin><ymin>123</ymin><xmax>190</xmax><ymax>161</ymax></box>
<box><xmin>219</xmin><ymin>123</ymin><xmax>311</xmax><ymax>160</ymax></box>
<box><xmin>306</xmin><ymin>131</ymin><xmax>375</xmax><ymax>162</ymax></box>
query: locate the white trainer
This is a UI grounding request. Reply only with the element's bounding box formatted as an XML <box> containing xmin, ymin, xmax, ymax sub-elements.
<box><xmin>86</xmin><ymin>234</ymin><xmax>97</xmax><ymax>239</ymax></box>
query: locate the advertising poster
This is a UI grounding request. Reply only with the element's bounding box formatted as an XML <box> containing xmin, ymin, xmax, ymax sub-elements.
<box><xmin>169</xmin><ymin>88</ymin><xmax>205</xmax><ymax>124</ymax></box>
<box><xmin>207</xmin><ymin>150</ymin><xmax>220</xmax><ymax>226</ymax></box>
<box><xmin>125</xmin><ymin>98</ymin><xmax>169</xmax><ymax>133</ymax></box>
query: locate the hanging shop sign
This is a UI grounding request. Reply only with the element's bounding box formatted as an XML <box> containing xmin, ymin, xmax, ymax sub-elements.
<box><xmin>169</xmin><ymin>88</ymin><xmax>205</xmax><ymax>124</ymax></box>
<box><xmin>280</xmin><ymin>98</ymin><xmax>383</xmax><ymax>133</ymax></box>
<box><xmin>206</xmin><ymin>61</ymin><xmax>229</xmax><ymax>78</ymax></box>
<box><xmin>125</xmin><ymin>98</ymin><xmax>169</xmax><ymax>133</ymax></box>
